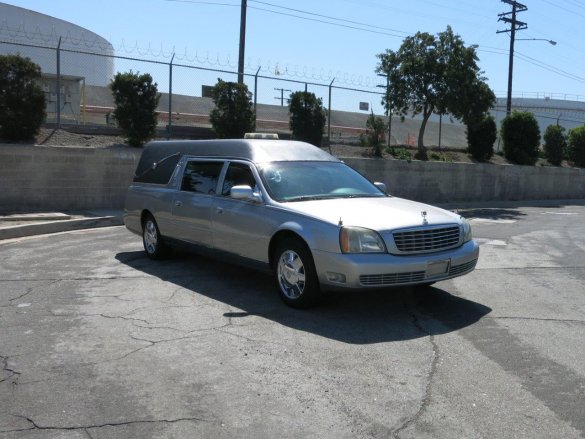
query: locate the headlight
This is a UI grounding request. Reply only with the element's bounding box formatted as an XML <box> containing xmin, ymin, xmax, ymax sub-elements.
<box><xmin>340</xmin><ymin>227</ymin><xmax>386</xmax><ymax>253</ymax></box>
<box><xmin>461</xmin><ymin>217</ymin><xmax>473</xmax><ymax>243</ymax></box>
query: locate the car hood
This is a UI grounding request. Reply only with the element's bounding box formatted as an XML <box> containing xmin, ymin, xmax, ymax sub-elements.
<box><xmin>280</xmin><ymin>196</ymin><xmax>461</xmax><ymax>231</ymax></box>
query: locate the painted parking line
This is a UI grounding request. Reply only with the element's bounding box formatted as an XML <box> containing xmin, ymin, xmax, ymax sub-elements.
<box><xmin>470</xmin><ymin>218</ymin><xmax>517</xmax><ymax>224</ymax></box>
<box><xmin>474</xmin><ymin>238</ymin><xmax>508</xmax><ymax>246</ymax></box>
<box><xmin>540</xmin><ymin>212</ymin><xmax>579</xmax><ymax>215</ymax></box>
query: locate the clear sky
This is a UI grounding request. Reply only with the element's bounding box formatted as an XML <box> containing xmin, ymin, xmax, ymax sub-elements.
<box><xmin>1</xmin><ymin>0</ymin><xmax>584</xmax><ymax>114</ymax></box>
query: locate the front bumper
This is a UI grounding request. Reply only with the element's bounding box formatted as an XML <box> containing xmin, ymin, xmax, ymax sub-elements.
<box><xmin>313</xmin><ymin>239</ymin><xmax>479</xmax><ymax>290</ymax></box>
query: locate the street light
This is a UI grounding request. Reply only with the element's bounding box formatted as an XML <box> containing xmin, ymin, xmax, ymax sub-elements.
<box><xmin>516</xmin><ymin>38</ymin><xmax>557</xmax><ymax>45</ymax></box>
<box><xmin>494</xmin><ymin>37</ymin><xmax>557</xmax><ymax>115</ymax></box>
<box><xmin>504</xmin><ymin>38</ymin><xmax>557</xmax><ymax>114</ymax></box>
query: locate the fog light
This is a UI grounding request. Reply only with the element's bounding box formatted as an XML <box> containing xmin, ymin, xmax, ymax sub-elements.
<box><xmin>327</xmin><ymin>272</ymin><xmax>346</xmax><ymax>283</ymax></box>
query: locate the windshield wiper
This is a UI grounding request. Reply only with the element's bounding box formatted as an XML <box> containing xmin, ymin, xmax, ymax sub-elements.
<box><xmin>339</xmin><ymin>194</ymin><xmax>384</xmax><ymax>198</ymax></box>
<box><xmin>286</xmin><ymin>195</ymin><xmax>336</xmax><ymax>202</ymax></box>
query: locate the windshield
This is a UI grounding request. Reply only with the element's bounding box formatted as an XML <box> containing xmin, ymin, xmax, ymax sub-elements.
<box><xmin>259</xmin><ymin>161</ymin><xmax>386</xmax><ymax>202</ymax></box>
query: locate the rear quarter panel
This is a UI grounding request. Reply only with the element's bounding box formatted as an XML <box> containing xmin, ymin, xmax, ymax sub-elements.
<box><xmin>124</xmin><ymin>184</ymin><xmax>176</xmax><ymax>237</ymax></box>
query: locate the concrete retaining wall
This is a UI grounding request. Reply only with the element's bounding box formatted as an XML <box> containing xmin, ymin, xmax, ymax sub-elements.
<box><xmin>0</xmin><ymin>145</ymin><xmax>141</xmax><ymax>211</ymax></box>
<box><xmin>0</xmin><ymin>145</ymin><xmax>583</xmax><ymax>211</ymax></box>
<box><xmin>343</xmin><ymin>158</ymin><xmax>585</xmax><ymax>203</ymax></box>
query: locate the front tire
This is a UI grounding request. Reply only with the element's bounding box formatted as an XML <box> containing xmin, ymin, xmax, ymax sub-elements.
<box><xmin>142</xmin><ymin>214</ymin><xmax>170</xmax><ymax>260</ymax></box>
<box><xmin>274</xmin><ymin>238</ymin><xmax>320</xmax><ymax>308</ymax></box>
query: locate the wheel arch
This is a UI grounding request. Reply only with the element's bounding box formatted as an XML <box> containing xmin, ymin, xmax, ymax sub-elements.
<box><xmin>268</xmin><ymin>228</ymin><xmax>311</xmax><ymax>270</ymax></box>
<box><xmin>140</xmin><ymin>209</ymin><xmax>154</xmax><ymax>227</ymax></box>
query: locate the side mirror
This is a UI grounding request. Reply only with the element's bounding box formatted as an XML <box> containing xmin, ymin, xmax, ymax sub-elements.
<box><xmin>374</xmin><ymin>182</ymin><xmax>387</xmax><ymax>194</ymax></box>
<box><xmin>230</xmin><ymin>185</ymin><xmax>263</xmax><ymax>203</ymax></box>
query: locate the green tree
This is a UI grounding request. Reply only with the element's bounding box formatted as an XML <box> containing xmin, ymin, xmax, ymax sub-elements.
<box><xmin>209</xmin><ymin>79</ymin><xmax>255</xmax><ymax>138</ymax></box>
<box><xmin>110</xmin><ymin>71</ymin><xmax>160</xmax><ymax>147</ymax></box>
<box><xmin>567</xmin><ymin>125</ymin><xmax>585</xmax><ymax>167</ymax></box>
<box><xmin>543</xmin><ymin>125</ymin><xmax>567</xmax><ymax>166</ymax></box>
<box><xmin>288</xmin><ymin>91</ymin><xmax>326</xmax><ymax>147</ymax></box>
<box><xmin>467</xmin><ymin>115</ymin><xmax>497</xmax><ymax>162</ymax></box>
<box><xmin>365</xmin><ymin>111</ymin><xmax>387</xmax><ymax>157</ymax></box>
<box><xmin>0</xmin><ymin>54</ymin><xmax>46</xmax><ymax>141</ymax></box>
<box><xmin>376</xmin><ymin>26</ymin><xmax>494</xmax><ymax>158</ymax></box>
<box><xmin>501</xmin><ymin>111</ymin><xmax>541</xmax><ymax>165</ymax></box>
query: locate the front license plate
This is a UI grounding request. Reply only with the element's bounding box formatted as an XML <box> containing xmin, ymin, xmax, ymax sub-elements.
<box><xmin>426</xmin><ymin>260</ymin><xmax>450</xmax><ymax>278</ymax></box>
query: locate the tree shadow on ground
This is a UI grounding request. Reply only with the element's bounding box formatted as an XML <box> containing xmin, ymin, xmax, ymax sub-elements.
<box><xmin>456</xmin><ymin>208</ymin><xmax>527</xmax><ymax>221</ymax></box>
<box><xmin>116</xmin><ymin>250</ymin><xmax>491</xmax><ymax>345</ymax></box>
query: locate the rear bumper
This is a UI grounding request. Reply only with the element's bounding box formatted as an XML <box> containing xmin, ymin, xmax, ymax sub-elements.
<box><xmin>313</xmin><ymin>240</ymin><xmax>479</xmax><ymax>290</ymax></box>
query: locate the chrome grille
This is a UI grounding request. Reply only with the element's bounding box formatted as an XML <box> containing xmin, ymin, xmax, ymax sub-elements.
<box><xmin>449</xmin><ymin>258</ymin><xmax>478</xmax><ymax>276</ymax></box>
<box><xmin>360</xmin><ymin>271</ymin><xmax>426</xmax><ymax>286</ymax></box>
<box><xmin>392</xmin><ymin>225</ymin><xmax>461</xmax><ymax>254</ymax></box>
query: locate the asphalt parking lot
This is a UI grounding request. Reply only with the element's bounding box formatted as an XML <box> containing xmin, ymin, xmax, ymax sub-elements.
<box><xmin>1</xmin><ymin>204</ymin><xmax>584</xmax><ymax>438</ymax></box>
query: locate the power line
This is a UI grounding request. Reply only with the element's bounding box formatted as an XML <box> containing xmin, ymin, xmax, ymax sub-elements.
<box><xmin>515</xmin><ymin>51</ymin><xmax>585</xmax><ymax>83</ymax></box>
<box><xmin>248</xmin><ymin>0</ymin><xmax>409</xmax><ymax>35</ymax></box>
<box><xmin>166</xmin><ymin>0</ymin><xmax>409</xmax><ymax>38</ymax></box>
<box><xmin>536</xmin><ymin>0</ymin><xmax>585</xmax><ymax>19</ymax></box>
<box><xmin>165</xmin><ymin>0</ymin><xmax>585</xmax><ymax>92</ymax></box>
<box><xmin>164</xmin><ymin>0</ymin><xmax>239</xmax><ymax>7</ymax></box>
<box><xmin>561</xmin><ymin>0</ymin><xmax>585</xmax><ymax>10</ymax></box>
<box><xmin>247</xmin><ymin>5</ymin><xmax>406</xmax><ymax>38</ymax></box>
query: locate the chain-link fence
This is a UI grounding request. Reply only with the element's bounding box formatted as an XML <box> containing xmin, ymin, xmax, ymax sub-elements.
<box><xmin>1</xmin><ymin>39</ymin><xmax>391</xmax><ymax>143</ymax></box>
<box><xmin>2</xmin><ymin>39</ymin><xmax>585</xmax><ymax>148</ymax></box>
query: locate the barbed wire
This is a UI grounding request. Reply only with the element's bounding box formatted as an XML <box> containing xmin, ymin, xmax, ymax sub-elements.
<box><xmin>0</xmin><ymin>17</ymin><xmax>387</xmax><ymax>89</ymax></box>
<box><xmin>0</xmin><ymin>20</ymin><xmax>113</xmax><ymax>52</ymax></box>
<box><xmin>111</xmin><ymin>39</ymin><xmax>384</xmax><ymax>89</ymax></box>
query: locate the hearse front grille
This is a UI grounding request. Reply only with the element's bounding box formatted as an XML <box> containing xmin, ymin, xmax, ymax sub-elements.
<box><xmin>393</xmin><ymin>225</ymin><xmax>461</xmax><ymax>254</ymax></box>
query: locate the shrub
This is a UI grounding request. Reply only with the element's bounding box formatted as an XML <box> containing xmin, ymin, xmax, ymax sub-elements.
<box><xmin>0</xmin><ymin>54</ymin><xmax>46</xmax><ymax>141</ymax></box>
<box><xmin>110</xmin><ymin>71</ymin><xmax>160</xmax><ymax>147</ymax></box>
<box><xmin>567</xmin><ymin>126</ymin><xmax>585</xmax><ymax>167</ymax></box>
<box><xmin>500</xmin><ymin>111</ymin><xmax>541</xmax><ymax>165</ymax></box>
<box><xmin>288</xmin><ymin>91</ymin><xmax>326</xmax><ymax>147</ymax></box>
<box><xmin>365</xmin><ymin>111</ymin><xmax>387</xmax><ymax>156</ymax></box>
<box><xmin>209</xmin><ymin>79</ymin><xmax>255</xmax><ymax>138</ymax></box>
<box><xmin>543</xmin><ymin>125</ymin><xmax>566</xmax><ymax>166</ymax></box>
<box><xmin>388</xmin><ymin>146</ymin><xmax>413</xmax><ymax>162</ymax></box>
<box><xmin>466</xmin><ymin>115</ymin><xmax>497</xmax><ymax>162</ymax></box>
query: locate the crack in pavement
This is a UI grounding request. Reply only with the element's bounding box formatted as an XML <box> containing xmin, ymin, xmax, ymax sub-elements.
<box><xmin>393</xmin><ymin>306</ymin><xmax>440</xmax><ymax>439</ymax></box>
<box><xmin>3</xmin><ymin>412</ymin><xmax>212</xmax><ymax>434</ymax></box>
<box><xmin>2</xmin><ymin>280</ymin><xmax>60</xmax><ymax>305</ymax></box>
<box><xmin>0</xmin><ymin>354</ymin><xmax>21</xmax><ymax>385</ymax></box>
<box><xmin>77</xmin><ymin>312</ymin><xmax>152</xmax><ymax>326</ymax></box>
<box><xmin>83</xmin><ymin>322</ymin><xmax>235</xmax><ymax>367</ymax></box>
<box><xmin>0</xmin><ymin>276</ymin><xmax>153</xmax><ymax>282</ymax></box>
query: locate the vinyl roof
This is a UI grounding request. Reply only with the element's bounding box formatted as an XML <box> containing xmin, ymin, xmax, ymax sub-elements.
<box><xmin>134</xmin><ymin>139</ymin><xmax>340</xmax><ymax>184</ymax></box>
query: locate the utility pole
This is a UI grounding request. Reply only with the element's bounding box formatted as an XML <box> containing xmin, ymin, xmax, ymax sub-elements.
<box><xmin>497</xmin><ymin>0</ymin><xmax>527</xmax><ymax>115</ymax></box>
<box><xmin>238</xmin><ymin>0</ymin><xmax>247</xmax><ymax>84</ymax></box>
<box><xmin>274</xmin><ymin>88</ymin><xmax>291</xmax><ymax>106</ymax></box>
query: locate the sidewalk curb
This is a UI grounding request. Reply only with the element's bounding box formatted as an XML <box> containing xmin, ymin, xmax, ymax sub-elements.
<box><xmin>0</xmin><ymin>216</ymin><xmax>123</xmax><ymax>240</ymax></box>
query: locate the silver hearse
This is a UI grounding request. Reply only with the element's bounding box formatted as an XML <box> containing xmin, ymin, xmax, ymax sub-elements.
<box><xmin>124</xmin><ymin>139</ymin><xmax>479</xmax><ymax>308</ymax></box>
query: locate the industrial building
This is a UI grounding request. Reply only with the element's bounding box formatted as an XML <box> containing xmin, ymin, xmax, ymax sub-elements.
<box><xmin>0</xmin><ymin>2</ymin><xmax>114</xmax><ymax>122</ymax></box>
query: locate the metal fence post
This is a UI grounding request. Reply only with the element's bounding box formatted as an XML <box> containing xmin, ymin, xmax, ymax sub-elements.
<box><xmin>254</xmin><ymin>66</ymin><xmax>260</xmax><ymax>126</ymax></box>
<box><xmin>328</xmin><ymin>78</ymin><xmax>335</xmax><ymax>151</ymax></box>
<box><xmin>168</xmin><ymin>53</ymin><xmax>175</xmax><ymax>139</ymax></box>
<box><xmin>438</xmin><ymin>113</ymin><xmax>442</xmax><ymax>150</ymax></box>
<box><xmin>56</xmin><ymin>37</ymin><xmax>61</xmax><ymax>129</ymax></box>
<box><xmin>386</xmin><ymin>75</ymin><xmax>391</xmax><ymax>148</ymax></box>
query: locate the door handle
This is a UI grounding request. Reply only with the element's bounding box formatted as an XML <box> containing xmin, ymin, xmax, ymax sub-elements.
<box><xmin>216</xmin><ymin>207</ymin><xmax>224</xmax><ymax>214</ymax></box>
<box><xmin>175</xmin><ymin>200</ymin><xmax>183</xmax><ymax>207</ymax></box>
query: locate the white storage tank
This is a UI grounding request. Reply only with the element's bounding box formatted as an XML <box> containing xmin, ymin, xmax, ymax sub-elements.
<box><xmin>0</xmin><ymin>3</ymin><xmax>114</xmax><ymax>86</ymax></box>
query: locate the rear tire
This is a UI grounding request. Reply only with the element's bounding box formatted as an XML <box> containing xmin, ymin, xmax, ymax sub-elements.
<box><xmin>274</xmin><ymin>238</ymin><xmax>321</xmax><ymax>308</ymax></box>
<box><xmin>142</xmin><ymin>214</ymin><xmax>170</xmax><ymax>260</ymax></box>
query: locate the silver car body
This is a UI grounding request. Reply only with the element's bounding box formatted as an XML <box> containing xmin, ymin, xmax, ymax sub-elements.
<box><xmin>124</xmin><ymin>139</ymin><xmax>479</xmax><ymax>290</ymax></box>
